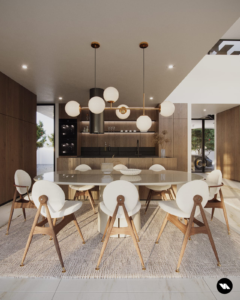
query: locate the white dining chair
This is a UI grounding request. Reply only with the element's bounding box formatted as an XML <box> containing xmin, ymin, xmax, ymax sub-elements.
<box><xmin>113</xmin><ymin>164</ymin><xmax>128</xmax><ymax>171</ymax></box>
<box><xmin>69</xmin><ymin>164</ymin><xmax>96</xmax><ymax>213</ymax></box>
<box><xmin>155</xmin><ymin>180</ymin><xmax>221</xmax><ymax>272</ymax></box>
<box><xmin>204</xmin><ymin>170</ymin><xmax>230</xmax><ymax>234</ymax></box>
<box><xmin>20</xmin><ymin>180</ymin><xmax>85</xmax><ymax>273</ymax></box>
<box><xmin>6</xmin><ymin>170</ymin><xmax>36</xmax><ymax>235</ymax></box>
<box><xmin>144</xmin><ymin>164</ymin><xmax>174</xmax><ymax>214</ymax></box>
<box><xmin>95</xmin><ymin>180</ymin><xmax>145</xmax><ymax>270</ymax></box>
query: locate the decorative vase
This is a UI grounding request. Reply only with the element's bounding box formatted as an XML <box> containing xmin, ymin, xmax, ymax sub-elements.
<box><xmin>161</xmin><ymin>149</ymin><xmax>166</xmax><ymax>158</ymax></box>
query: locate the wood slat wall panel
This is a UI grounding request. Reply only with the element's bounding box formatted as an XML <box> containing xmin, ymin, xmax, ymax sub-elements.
<box><xmin>157</xmin><ymin>118</ymin><xmax>174</xmax><ymax>157</ymax></box>
<box><xmin>104</xmin><ymin>158</ymin><xmax>129</xmax><ymax>168</ymax></box>
<box><xmin>173</xmin><ymin>118</ymin><xmax>188</xmax><ymax>171</ymax></box>
<box><xmin>217</xmin><ymin>106</ymin><xmax>240</xmax><ymax>181</ymax></box>
<box><xmin>0</xmin><ymin>72</ymin><xmax>36</xmax><ymax>205</ymax></box>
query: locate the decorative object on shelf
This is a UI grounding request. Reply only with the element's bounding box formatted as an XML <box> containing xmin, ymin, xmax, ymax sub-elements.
<box><xmin>136</xmin><ymin>42</ymin><xmax>152</xmax><ymax>132</ymax></box>
<box><xmin>116</xmin><ymin>104</ymin><xmax>130</xmax><ymax>119</ymax></box>
<box><xmin>88</xmin><ymin>42</ymin><xmax>106</xmax><ymax>114</ymax></box>
<box><xmin>119</xmin><ymin>169</ymin><xmax>142</xmax><ymax>175</ymax></box>
<box><xmin>154</xmin><ymin>130</ymin><xmax>170</xmax><ymax>158</ymax></box>
<box><xmin>65</xmin><ymin>100</ymin><xmax>81</xmax><ymax>117</ymax></box>
<box><xmin>104</xmin><ymin>87</ymin><xmax>119</xmax><ymax>106</ymax></box>
<box><xmin>64</xmin><ymin>41</ymin><xmax>175</xmax><ymax>120</ymax></box>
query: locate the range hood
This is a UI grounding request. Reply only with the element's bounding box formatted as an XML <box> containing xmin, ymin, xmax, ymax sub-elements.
<box><xmin>89</xmin><ymin>88</ymin><xmax>104</xmax><ymax>134</ymax></box>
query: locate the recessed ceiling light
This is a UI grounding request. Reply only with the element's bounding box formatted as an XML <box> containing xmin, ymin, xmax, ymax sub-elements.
<box><xmin>203</xmin><ymin>109</ymin><xmax>206</xmax><ymax>111</ymax></box>
<box><xmin>59</xmin><ymin>97</ymin><xmax>63</xmax><ymax>100</ymax></box>
<box><xmin>168</xmin><ymin>65</ymin><xmax>174</xmax><ymax>69</ymax></box>
<box><xmin>150</xmin><ymin>97</ymin><xmax>153</xmax><ymax>100</ymax></box>
<box><xmin>22</xmin><ymin>65</ymin><xmax>28</xmax><ymax>69</ymax></box>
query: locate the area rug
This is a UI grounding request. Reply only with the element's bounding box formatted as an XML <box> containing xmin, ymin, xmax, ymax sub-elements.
<box><xmin>0</xmin><ymin>201</ymin><xmax>240</xmax><ymax>279</ymax></box>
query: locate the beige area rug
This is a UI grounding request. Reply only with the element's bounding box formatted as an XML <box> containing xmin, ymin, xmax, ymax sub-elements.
<box><xmin>0</xmin><ymin>201</ymin><xmax>240</xmax><ymax>279</ymax></box>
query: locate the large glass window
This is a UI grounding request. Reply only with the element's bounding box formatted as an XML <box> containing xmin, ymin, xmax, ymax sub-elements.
<box><xmin>36</xmin><ymin>105</ymin><xmax>55</xmax><ymax>175</ymax></box>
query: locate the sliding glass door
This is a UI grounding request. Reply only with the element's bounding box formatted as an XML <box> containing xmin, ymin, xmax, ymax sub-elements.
<box><xmin>36</xmin><ymin>105</ymin><xmax>55</xmax><ymax>175</ymax></box>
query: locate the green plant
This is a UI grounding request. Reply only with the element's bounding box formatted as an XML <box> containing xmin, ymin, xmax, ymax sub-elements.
<box><xmin>47</xmin><ymin>133</ymin><xmax>54</xmax><ymax>147</ymax></box>
<box><xmin>192</xmin><ymin>128</ymin><xmax>214</xmax><ymax>155</ymax></box>
<box><xmin>36</xmin><ymin>121</ymin><xmax>46</xmax><ymax>149</ymax></box>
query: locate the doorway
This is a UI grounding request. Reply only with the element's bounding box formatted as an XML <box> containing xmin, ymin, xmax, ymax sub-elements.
<box><xmin>191</xmin><ymin>117</ymin><xmax>215</xmax><ymax>173</ymax></box>
<box><xmin>36</xmin><ymin>104</ymin><xmax>55</xmax><ymax>175</ymax></box>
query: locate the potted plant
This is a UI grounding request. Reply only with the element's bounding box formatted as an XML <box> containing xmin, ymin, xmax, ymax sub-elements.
<box><xmin>153</xmin><ymin>130</ymin><xmax>170</xmax><ymax>158</ymax></box>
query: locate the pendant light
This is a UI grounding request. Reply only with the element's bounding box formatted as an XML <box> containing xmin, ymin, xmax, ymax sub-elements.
<box><xmin>116</xmin><ymin>104</ymin><xmax>131</xmax><ymax>119</ymax></box>
<box><xmin>65</xmin><ymin>100</ymin><xmax>81</xmax><ymax>117</ymax></box>
<box><xmin>136</xmin><ymin>42</ymin><xmax>152</xmax><ymax>132</ymax></box>
<box><xmin>88</xmin><ymin>42</ymin><xmax>106</xmax><ymax>114</ymax></box>
<box><xmin>104</xmin><ymin>87</ymin><xmax>119</xmax><ymax>105</ymax></box>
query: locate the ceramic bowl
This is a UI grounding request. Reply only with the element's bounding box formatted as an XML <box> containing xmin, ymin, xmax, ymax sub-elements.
<box><xmin>119</xmin><ymin>169</ymin><xmax>142</xmax><ymax>175</ymax></box>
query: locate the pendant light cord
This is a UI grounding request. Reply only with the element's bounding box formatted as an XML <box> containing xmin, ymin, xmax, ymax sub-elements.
<box><xmin>95</xmin><ymin>48</ymin><xmax>96</xmax><ymax>88</ymax></box>
<box><xmin>143</xmin><ymin>48</ymin><xmax>145</xmax><ymax>115</ymax></box>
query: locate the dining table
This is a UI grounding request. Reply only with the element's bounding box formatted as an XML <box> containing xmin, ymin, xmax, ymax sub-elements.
<box><xmin>34</xmin><ymin>170</ymin><xmax>203</xmax><ymax>237</ymax></box>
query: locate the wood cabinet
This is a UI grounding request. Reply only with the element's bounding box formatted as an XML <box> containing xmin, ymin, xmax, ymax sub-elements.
<box><xmin>217</xmin><ymin>106</ymin><xmax>240</xmax><ymax>181</ymax></box>
<box><xmin>0</xmin><ymin>72</ymin><xmax>36</xmax><ymax>205</ymax></box>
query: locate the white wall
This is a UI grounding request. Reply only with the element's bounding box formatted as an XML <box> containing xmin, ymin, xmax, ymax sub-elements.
<box><xmin>166</xmin><ymin>55</ymin><xmax>240</xmax><ymax>105</ymax></box>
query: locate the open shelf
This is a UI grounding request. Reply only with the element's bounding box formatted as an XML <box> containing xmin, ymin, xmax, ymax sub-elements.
<box><xmin>81</xmin><ymin>132</ymin><xmax>155</xmax><ymax>134</ymax></box>
<box><xmin>80</xmin><ymin>120</ymin><xmax>157</xmax><ymax>122</ymax></box>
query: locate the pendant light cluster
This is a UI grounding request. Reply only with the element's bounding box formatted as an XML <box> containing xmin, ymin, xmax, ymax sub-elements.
<box><xmin>65</xmin><ymin>41</ymin><xmax>175</xmax><ymax>132</ymax></box>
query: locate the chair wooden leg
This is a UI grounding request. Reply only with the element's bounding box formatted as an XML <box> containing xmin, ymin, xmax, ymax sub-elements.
<box><xmin>22</xmin><ymin>208</ymin><xmax>26</xmax><ymax>220</ymax></box>
<box><xmin>176</xmin><ymin>228</ymin><xmax>190</xmax><ymax>272</ymax></box>
<box><xmin>6</xmin><ymin>189</ymin><xmax>18</xmax><ymax>235</ymax></box>
<box><xmin>73</xmin><ymin>191</ymin><xmax>78</xmax><ymax>200</ymax></box>
<box><xmin>219</xmin><ymin>189</ymin><xmax>230</xmax><ymax>234</ymax></box>
<box><xmin>96</xmin><ymin>208</ymin><xmax>118</xmax><ymax>270</ymax></box>
<box><xmin>171</xmin><ymin>186</ymin><xmax>176</xmax><ymax>199</ymax></box>
<box><xmin>155</xmin><ymin>213</ymin><xmax>169</xmax><ymax>244</ymax></box>
<box><xmin>72</xmin><ymin>214</ymin><xmax>85</xmax><ymax>244</ymax></box>
<box><xmin>144</xmin><ymin>190</ymin><xmax>152</xmax><ymax>214</ymax></box>
<box><xmin>87</xmin><ymin>191</ymin><xmax>96</xmax><ymax>214</ymax></box>
<box><xmin>199</xmin><ymin>205</ymin><xmax>221</xmax><ymax>266</ymax></box>
<box><xmin>130</xmin><ymin>216</ymin><xmax>139</xmax><ymax>242</ymax></box>
<box><xmin>101</xmin><ymin>217</ymin><xmax>111</xmax><ymax>242</ymax></box>
<box><xmin>211</xmin><ymin>208</ymin><xmax>215</xmax><ymax>220</ymax></box>
<box><xmin>122</xmin><ymin>205</ymin><xmax>145</xmax><ymax>270</ymax></box>
<box><xmin>20</xmin><ymin>207</ymin><xmax>42</xmax><ymax>267</ymax></box>
<box><xmin>45</xmin><ymin>205</ymin><xmax>66</xmax><ymax>272</ymax></box>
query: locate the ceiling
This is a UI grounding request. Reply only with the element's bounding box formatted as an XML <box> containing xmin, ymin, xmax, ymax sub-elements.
<box><xmin>222</xmin><ymin>17</ymin><xmax>240</xmax><ymax>39</ymax></box>
<box><xmin>37</xmin><ymin>105</ymin><xmax>54</xmax><ymax>119</ymax></box>
<box><xmin>0</xmin><ymin>1</ymin><xmax>240</xmax><ymax>107</ymax></box>
<box><xmin>191</xmin><ymin>104</ymin><xmax>239</xmax><ymax>119</ymax></box>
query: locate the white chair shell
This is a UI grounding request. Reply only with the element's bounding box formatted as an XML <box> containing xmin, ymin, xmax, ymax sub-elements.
<box><xmin>113</xmin><ymin>164</ymin><xmax>128</xmax><ymax>171</ymax></box>
<box><xmin>32</xmin><ymin>180</ymin><xmax>66</xmax><ymax>216</ymax></box>
<box><xmin>14</xmin><ymin>170</ymin><xmax>32</xmax><ymax>195</ymax></box>
<box><xmin>75</xmin><ymin>164</ymin><xmax>92</xmax><ymax>171</ymax></box>
<box><xmin>206</xmin><ymin>170</ymin><xmax>222</xmax><ymax>197</ymax></box>
<box><xmin>149</xmin><ymin>164</ymin><xmax>166</xmax><ymax>171</ymax></box>
<box><xmin>176</xmin><ymin>180</ymin><xmax>209</xmax><ymax>216</ymax></box>
<box><xmin>103</xmin><ymin>180</ymin><xmax>139</xmax><ymax>216</ymax></box>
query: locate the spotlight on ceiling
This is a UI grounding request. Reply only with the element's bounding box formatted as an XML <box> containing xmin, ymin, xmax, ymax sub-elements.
<box><xmin>150</xmin><ymin>97</ymin><xmax>153</xmax><ymax>100</ymax></box>
<box><xmin>203</xmin><ymin>109</ymin><xmax>206</xmax><ymax>111</ymax></box>
<box><xmin>59</xmin><ymin>97</ymin><xmax>63</xmax><ymax>100</ymax></box>
<box><xmin>168</xmin><ymin>65</ymin><xmax>174</xmax><ymax>69</ymax></box>
<box><xmin>22</xmin><ymin>65</ymin><xmax>28</xmax><ymax>69</ymax></box>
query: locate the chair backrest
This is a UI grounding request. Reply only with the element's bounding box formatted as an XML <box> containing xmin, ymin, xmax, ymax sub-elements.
<box><xmin>14</xmin><ymin>170</ymin><xmax>32</xmax><ymax>195</ymax></box>
<box><xmin>113</xmin><ymin>164</ymin><xmax>128</xmax><ymax>171</ymax></box>
<box><xmin>206</xmin><ymin>170</ymin><xmax>222</xmax><ymax>196</ymax></box>
<box><xmin>32</xmin><ymin>180</ymin><xmax>65</xmax><ymax>216</ymax></box>
<box><xmin>176</xmin><ymin>180</ymin><xmax>209</xmax><ymax>215</ymax></box>
<box><xmin>149</xmin><ymin>164</ymin><xmax>166</xmax><ymax>171</ymax></box>
<box><xmin>75</xmin><ymin>164</ymin><xmax>91</xmax><ymax>171</ymax></box>
<box><xmin>103</xmin><ymin>180</ymin><xmax>139</xmax><ymax>215</ymax></box>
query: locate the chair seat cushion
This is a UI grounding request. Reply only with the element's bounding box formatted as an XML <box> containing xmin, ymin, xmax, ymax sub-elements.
<box><xmin>159</xmin><ymin>200</ymin><xmax>200</xmax><ymax>218</ymax></box>
<box><xmin>70</xmin><ymin>185</ymin><xmax>95</xmax><ymax>191</ymax></box>
<box><xmin>100</xmin><ymin>201</ymin><xmax>141</xmax><ymax>218</ymax></box>
<box><xmin>23</xmin><ymin>193</ymin><xmax>33</xmax><ymax>201</ymax></box>
<box><xmin>146</xmin><ymin>184</ymin><xmax>171</xmax><ymax>191</ymax></box>
<box><xmin>41</xmin><ymin>200</ymin><xmax>83</xmax><ymax>218</ymax></box>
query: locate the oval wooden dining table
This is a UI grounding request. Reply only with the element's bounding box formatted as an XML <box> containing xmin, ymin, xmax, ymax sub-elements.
<box><xmin>34</xmin><ymin>170</ymin><xmax>203</xmax><ymax>236</ymax></box>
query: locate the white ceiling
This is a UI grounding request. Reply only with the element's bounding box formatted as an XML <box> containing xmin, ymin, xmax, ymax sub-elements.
<box><xmin>0</xmin><ymin>1</ymin><xmax>240</xmax><ymax>107</ymax></box>
<box><xmin>192</xmin><ymin>104</ymin><xmax>239</xmax><ymax>119</ymax></box>
<box><xmin>222</xmin><ymin>17</ymin><xmax>240</xmax><ymax>39</ymax></box>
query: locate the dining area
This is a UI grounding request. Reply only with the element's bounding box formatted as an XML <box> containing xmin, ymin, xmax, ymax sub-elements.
<box><xmin>2</xmin><ymin>161</ymin><xmax>232</xmax><ymax>278</ymax></box>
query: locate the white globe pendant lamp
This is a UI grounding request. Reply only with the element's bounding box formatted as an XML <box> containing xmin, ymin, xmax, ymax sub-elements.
<box><xmin>104</xmin><ymin>87</ymin><xmax>119</xmax><ymax>105</ymax></box>
<box><xmin>136</xmin><ymin>115</ymin><xmax>152</xmax><ymax>132</ymax></box>
<box><xmin>88</xmin><ymin>96</ymin><xmax>105</xmax><ymax>114</ymax></box>
<box><xmin>65</xmin><ymin>100</ymin><xmax>80</xmax><ymax>117</ymax></box>
<box><xmin>136</xmin><ymin>42</ymin><xmax>153</xmax><ymax>133</ymax></box>
<box><xmin>160</xmin><ymin>100</ymin><xmax>175</xmax><ymax>117</ymax></box>
<box><xmin>116</xmin><ymin>105</ymin><xmax>130</xmax><ymax>119</ymax></box>
<box><xmin>88</xmin><ymin>42</ymin><xmax>106</xmax><ymax>114</ymax></box>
